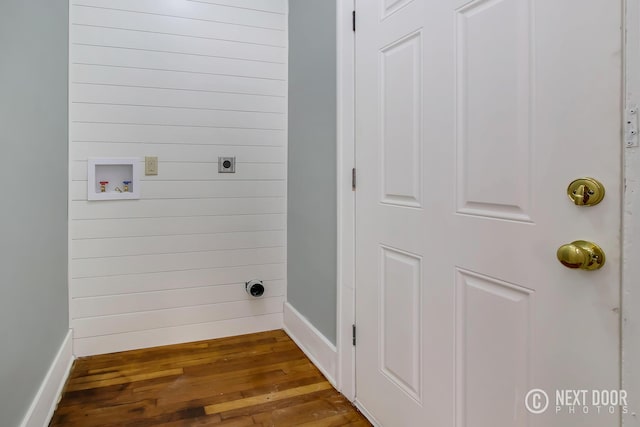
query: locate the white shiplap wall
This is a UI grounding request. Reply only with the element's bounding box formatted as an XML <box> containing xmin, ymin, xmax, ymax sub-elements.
<box><xmin>69</xmin><ymin>0</ymin><xmax>288</xmax><ymax>356</ymax></box>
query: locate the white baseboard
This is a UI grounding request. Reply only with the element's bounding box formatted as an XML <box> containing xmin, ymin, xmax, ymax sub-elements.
<box><xmin>20</xmin><ymin>329</ymin><xmax>74</xmax><ymax>427</ymax></box>
<box><xmin>283</xmin><ymin>302</ymin><xmax>338</xmax><ymax>387</ymax></box>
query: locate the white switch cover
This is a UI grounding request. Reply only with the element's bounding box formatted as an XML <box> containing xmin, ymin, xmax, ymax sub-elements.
<box><xmin>145</xmin><ymin>156</ymin><xmax>158</xmax><ymax>176</ymax></box>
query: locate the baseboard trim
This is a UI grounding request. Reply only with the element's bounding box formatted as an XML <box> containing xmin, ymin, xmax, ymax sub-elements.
<box><xmin>19</xmin><ymin>329</ymin><xmax>74</xmax><ymax>427</ymax></box>
<box><xmin>283</xmin><ymin>302</ymin><xmax>338</xmax><ymax>387</ymax></box>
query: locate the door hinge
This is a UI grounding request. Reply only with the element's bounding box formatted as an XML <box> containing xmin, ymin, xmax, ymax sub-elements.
<box><xmin>352</xmin><ymin>168</ymin><xmax>356</xmax><ymax>190</ymax></box>
<box><xmin>352</xmin><ymin>10</ymin><xmax>356</xmax><ymax>32</ymax></box>
<box><xmin>626</xmin><ymin>104</ymin><xmax>639</xmax><ymax>148</ymax></box>
<box><xmin>352</xmin><ymin>324</ymin><xmax>356</xmax><ymax>346</ymax></box>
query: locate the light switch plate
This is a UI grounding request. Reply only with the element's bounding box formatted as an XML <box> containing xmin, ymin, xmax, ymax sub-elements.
<box><xmin>145</xmin><ymin>156</ymin><xmax>158</xmax><ymax>176</ymax></box>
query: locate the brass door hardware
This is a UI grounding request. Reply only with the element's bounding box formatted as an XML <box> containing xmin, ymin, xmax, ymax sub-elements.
<box><xmin>567</xmin><ymin>177</ymin><xmax>605</xmax><ymax>206</ymax></box>
<box><xmin>557</xmin><ymin>240</ymin><xmax>606</xmax><ymax>270</ymax></box>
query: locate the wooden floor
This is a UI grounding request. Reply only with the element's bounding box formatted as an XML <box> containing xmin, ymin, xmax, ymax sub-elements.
<box><xmin>50</xmin><ymin>330</ymin><xmax>370</xmax><ymax>426</ymax></box>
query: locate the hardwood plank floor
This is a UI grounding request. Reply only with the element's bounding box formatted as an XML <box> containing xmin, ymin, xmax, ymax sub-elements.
<box><xmin>50</xmin><ymin>330</ymin><xmax>371</xmax><ymax>426</ymax></box>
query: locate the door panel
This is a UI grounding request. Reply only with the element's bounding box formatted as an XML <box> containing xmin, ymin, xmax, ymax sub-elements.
<box><xmin>455</xmin><ymin>268</ymin><xmax>533</xmax><ymax>425</ymax></box>
<box><xmin>381</xmin><ymin>31</ymin><xmax>423</xmax><ymax>207</ymax></box>
<box><xmin>380</xmin><ymin>245</ymin><xmax>422</xmax><ymax>401</ymax></box>
<box><xmin>354</xmin><ymin>0</ymin><xmax>622</xmax><ymax>425</ymax></box>
<box><xmin>456</xmin><ymin>0</ymin><xmax>533</xmax><ymax>221</ymax></box>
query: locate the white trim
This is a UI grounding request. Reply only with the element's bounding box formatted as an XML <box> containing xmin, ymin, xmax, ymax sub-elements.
<box><xmin>283</xmin><ymin>302</ymin><xmax>338</xmax><ymax>387</ymax></box>
<box><xmin>336</xmin><ymin>0</ymin><xmax>357</xmax><ymax>401</ymax></box>
<box><xmin>19</xmin><ymin>330</ymin><xmax>74</xmax><ymax>427</ymax></box>
<box><xmin>623</xmin><ymin>0</ymin><xmax>640</xmax><ymax>425</ymax></box>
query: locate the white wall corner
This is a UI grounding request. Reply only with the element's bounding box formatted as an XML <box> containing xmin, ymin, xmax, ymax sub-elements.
<box><xmin>283</xmin><ymin>302</ymin><xmax>338</xmax><ymax>387</ymax></box>
<box><xmin>19</xmin><ymin>329</ymin><xmax>74</xmax><ymax>427</ymax></box>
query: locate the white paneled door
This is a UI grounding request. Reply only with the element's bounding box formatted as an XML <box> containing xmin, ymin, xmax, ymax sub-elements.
<box><xmin>354</xmin><ymin>0</ymin><xmax>622</xmax><ymax>426</ymax></box>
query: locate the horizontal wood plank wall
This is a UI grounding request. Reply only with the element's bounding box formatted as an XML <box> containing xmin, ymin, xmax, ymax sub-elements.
<box><xmin>69</xmin><ymin>0</ymin><xmax>288</xmax><ymax>356</ymax></box>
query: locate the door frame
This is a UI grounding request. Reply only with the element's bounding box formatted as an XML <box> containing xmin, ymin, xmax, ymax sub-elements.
<box><xmin>336</xmin><ymin>0</ymin><xmax>637</xmax><ymax>422</ymax></box>
<box><xmin>623</xmin><ymin>1</ymin><xmax>640</xmax><ymax>425</ymax></box>
<box><xmin>336</xmin><ymin>0</ymin><xmax>356</xmax><ymax>402</ymax></box>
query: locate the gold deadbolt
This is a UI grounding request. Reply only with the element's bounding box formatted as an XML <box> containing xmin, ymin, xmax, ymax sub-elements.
<box><xmin>567</xmin><ymin>177</ymin><xmax>605</xmax><ymax>206</ymax></box>
<box><xmin>557</xmin><ymin>240</ymin><xmax>606</xmax><ymax>270</ymax></box>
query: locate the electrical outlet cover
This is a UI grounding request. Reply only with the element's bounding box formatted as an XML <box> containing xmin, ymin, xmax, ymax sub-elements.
<box><xmin>218</xmin><ymin>157</ymin><xmax>236</xmax><ymax>173</ymax></box>
<box><xmin>145</xmin><ymin>156</ymin><xmax>158</xmax><ymax>176</ymax></box>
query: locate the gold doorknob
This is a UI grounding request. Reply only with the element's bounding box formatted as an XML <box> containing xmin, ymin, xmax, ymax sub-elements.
<box><xmin>567</xmin><ymin>178</ymin><xmax>605</xmax><ymax>206</ymax></box>
<box><xmin>557</xmin><ymin>240</ymin><xmax>606</xmax><ymax>270</ymax></box>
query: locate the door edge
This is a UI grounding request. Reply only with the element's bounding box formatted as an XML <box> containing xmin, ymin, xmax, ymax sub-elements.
<box><xmin>623</xmin><ymin>0</ymin><xmax>640</xmax><ymax>425</ymax></box>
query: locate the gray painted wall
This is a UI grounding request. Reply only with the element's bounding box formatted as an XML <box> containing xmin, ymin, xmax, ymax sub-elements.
<box><xmin>0</xmin><ymin>1</ymin><xmax>69</xmax><ymax>426</ymax></box>
<box><xmin>288</xmin><ymin>0</ymin><xmax>338</xmax><ymax>344</ymax></box>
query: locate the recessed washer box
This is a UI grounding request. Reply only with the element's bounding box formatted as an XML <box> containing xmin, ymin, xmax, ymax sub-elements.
<box><xmin>88</xmin><ymin>158</ymin><xmax>141</xmax><ymax>201</ymax></box>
